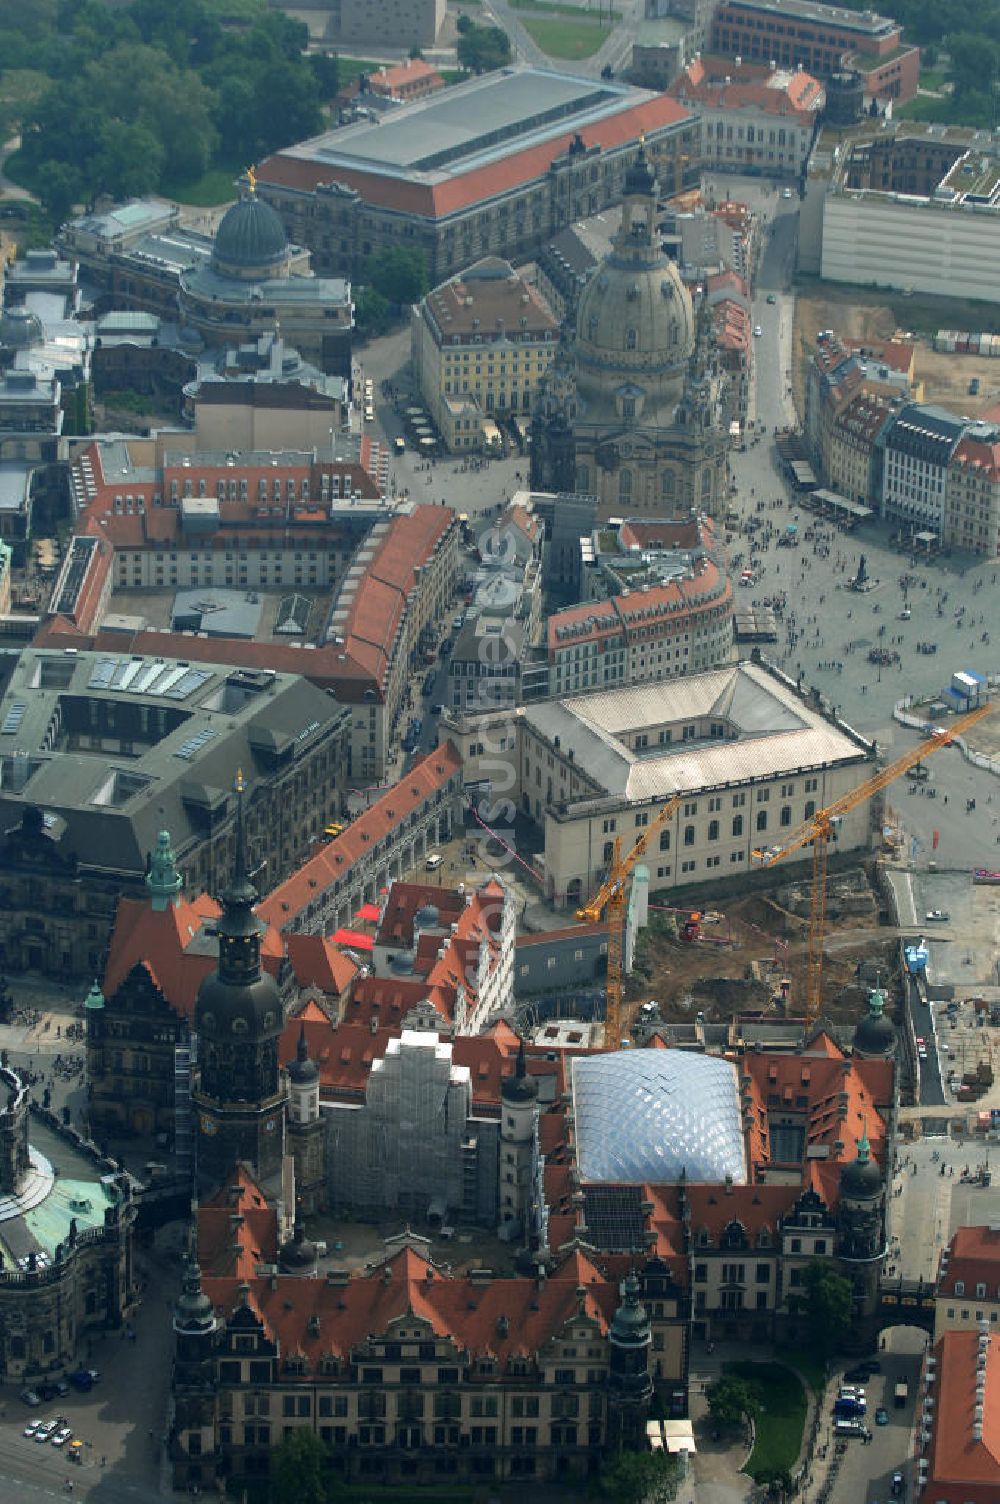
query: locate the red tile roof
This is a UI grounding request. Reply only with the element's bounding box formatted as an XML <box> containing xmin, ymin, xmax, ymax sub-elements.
<box><xmin>284</xmin><ymin>933</ymin><xmax>359</xmax><ymax>996</ymax></box>
<box><xmin>369</xmin><ymin>58</ymin><xmax>444</xmax><ymax>96</ymax></box>
<box><xmin>939</xmin><ymin>1226</ymin><xmax>1000</xmax><ymax>1299</ymax></box>
<box><xmin>102</xmin><ymin>891</ymin><xmax>282</xmax><ymax>1021</ymax></box>
<box><xmin>926</xmin><ymin>1328</ymin><xmax>1000</xmax><ymax>1502</ymax></box>
<box><xmin>547</xmin><ymin>553</ymin><xmax>731</xmax><ymax>653</ymax></box>
<box><xmin>258</xmin><ymin>741</ymin><xmax>462</xmax><ymax>931</ymax></box>
<box><xmin>203</xmin><ymin>1240</ymin><xmax>621</xmax><ymax>1364</ymax></box>
<box><xmin>259</xmin><ymin>95</ymin><xmax>689</xmax><ymax>221</ymax></box>
<box><xmin>198</xmin><ymin>1166</ymin><xmax>279</xmax><ymax>1280</ymax></box>
<box><xmin>670</xmin><ymin>56</ymin><xmax>824</xmax><ymax>119</ymax></box>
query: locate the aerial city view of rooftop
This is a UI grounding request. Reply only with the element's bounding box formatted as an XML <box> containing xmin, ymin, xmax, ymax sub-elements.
<box><xmin>1</xmin><ymin>0</ymin><xmax>1000</xmax><ymax>1501</ymax></box>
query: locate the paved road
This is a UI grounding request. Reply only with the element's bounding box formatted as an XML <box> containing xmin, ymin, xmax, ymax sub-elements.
<box><xmin>820</xmin><ymin>1328</ymin><xmax>924</xmax><ymax>1504</ymax></box>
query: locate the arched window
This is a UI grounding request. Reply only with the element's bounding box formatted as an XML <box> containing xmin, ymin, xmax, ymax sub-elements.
<box><xmin>619</xmin><ymin>469</ymin><xmax>632</xmax><ymax>504</ymax></box>
<box><xmin>708</xmin><ymin>819</ymin><xmax>719</xmax><ymax>841</ymax></box>
<box><xmin>756</xmin><ymin>809</ymin><xmax>768</xmax><ymax>833</ymax></box>
<box><xmin>780</xmin><ymin>805</ymin><xmax>792</xmax><ymax>827</ymax></box>
<box><xmin>683</xmin><ymin>825</ymin><xmax>695</xmax><ymax>847</ymax></box>
<box><xmin>625</xmin><ymin>327</ymin><xmax>638</xmax><ymax>351</ymax></box>
<box><xmin>661</xmin><ymin>469</ymin><xmax>675</xmax><ymax>498</ymax></box>
<box><xmin>732</xmin><ymin>814</ymin><xmax>743</xmax><ymax>837</ymax></box>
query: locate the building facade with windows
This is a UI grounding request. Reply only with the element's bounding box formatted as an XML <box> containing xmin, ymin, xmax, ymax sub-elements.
<box><xmin>411</xmin><ymin>259</ymin><xmax>559</xmax><ymax>452</ymax></box>
<box><xmin>944</xmin><ymin>424</ymin><xmax>1000</xmax><ymax>558</ymax></box>
<box><xmin>451</xmin><ymin>659</ymin><xmax>874</xmax><ymax>908</ymax></box>
<box><xmin>710</xmin><ymin>0</ymin><xmax>918</xmax><ymax>101</ymax></box>
<box><xmin>935</xmin><ymin>1226</ymin><xmax>1000</xmax><ymax>1339</ymax></box>
<box><xmin>256</xmin><ymin>67</ymin><xmax>697</xmax><ymax>285</ymax></box>
<box><xmin>0</xmin><ymin>646</ymin><xmax>350</xmax><ymax>978</ymax></box>
<box><xmin>667</xmin><ymin>56</ymin><xmax>824</xmax><ymax>178</ymax></box>
<box><xmin>878</xmin><ymin>403</ymin><xmax>969</xmax><ymax>535</ymax></box>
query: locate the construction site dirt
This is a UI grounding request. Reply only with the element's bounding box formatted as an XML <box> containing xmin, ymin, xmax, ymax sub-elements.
<box><xmin>625</xmin><ymin>870</ymin><xmax>900</xmax><ymax>1034</ymax></box>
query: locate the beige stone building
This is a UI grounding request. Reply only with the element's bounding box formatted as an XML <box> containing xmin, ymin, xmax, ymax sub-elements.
<box><xmin>450</xmin><ymin>659</ymin><xmax>874</xmax><ymax>907</ymax></box>
<box><xmin>530</xmin><ymin>145</ymin><xmax>730</xmax><ymax>521</ymax></box>
<box><xmin>411</xmin><ymin>259</ymin><xmax>559</xmax><ymax>452</ymax></box>
<box><xmin>935</xmin><ymin>1226</ymin><xmax>1000</xmax><ymax>1339</ymax></box>
<box><xmin>944</xmin><ymin>423</ymin><xmax>1000</xmax><ymax>557</ymax></box>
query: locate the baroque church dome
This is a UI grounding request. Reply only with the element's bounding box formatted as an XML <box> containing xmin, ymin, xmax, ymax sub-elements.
<box><xmin>213</xmin><ymin>186</ymin><xmax>289</xmax><ymax>275</ymax></box>
<box><xmin>574</xmin><ymin>142</ymin><xmax>694</xmax><ymax>397</ymax></box>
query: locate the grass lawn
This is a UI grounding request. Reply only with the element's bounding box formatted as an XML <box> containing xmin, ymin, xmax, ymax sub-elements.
<box><xmin>774</xmin><ymin>1344</ymin><xmax>827</xmax><ymax>1395</ymax></box>
<box><xmin>439</xmin><ymin>67</ymin><xmax>468</xmax><ymax>84</ymax></box>
<box><xmin>334</xmin><ymin>56</ymin><xmax>384</xmax><ymax>89</ymax></box>
<box><xmin>161</xmin><ymin>163</ymin><xmax>240</xmax><ymax>207</ymax></box>
<box><xmin>511</xmin><ymin>0</ymin><xmax>621</xmax><ymax>18</ymax></box>
<box><xmin>725</xmin><ymin>1360</ymin><xmax>807</xmax><ymax>1482</ymax></box>
<box><xmin>519</xmin><ymin>14</ymin><xmax>609</xmax><ymax>58</ymax></box>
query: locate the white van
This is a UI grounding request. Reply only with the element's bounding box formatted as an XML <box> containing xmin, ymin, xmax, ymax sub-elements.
<box><xmin>425</xmin><ymin>853</ymin><xmax>443</xmax><ymax>871</ymax></box>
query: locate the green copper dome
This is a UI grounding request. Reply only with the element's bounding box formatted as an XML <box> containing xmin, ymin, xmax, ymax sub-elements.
<box><xmin>213</xmin><ymin>191</ymin><xmax>288</xmax><ymax>272</ymax></box>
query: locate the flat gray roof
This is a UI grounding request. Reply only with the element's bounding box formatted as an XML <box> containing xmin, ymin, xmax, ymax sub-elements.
<box><xmin>0</xmin><ymin>646</ymin><xmax>345</xmax><ymax>877</ymax></box>
<box><xmin>285</xmin><ymin>66</ymin><xmax>651</xmax><ymax>180</ymax></box>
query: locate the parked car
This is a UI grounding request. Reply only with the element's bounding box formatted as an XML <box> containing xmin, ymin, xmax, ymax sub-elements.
<box><xmin>782</xmin><ymin>187</ymin><xmax>793</xmax><ymax>199</ymax></box>
<box><xmin>35</xmin><ymin>1420</ymin><xmax>59</xmax><ymax>1442</ymax></box>
<box><xmin>753</xmin><ymin>324</ymin><xmax>763</xmax><ymax>337</ymax></box>
<box><xmin>425</xmin><ymin>853</ymin><xmax>443</xmax><ymax>871</ymax></box>
<box><xmin>51</xmin><ymin>1427</ymin><xmax>73</xmax><ymax>1447</ymax></box>
<box><xmin>875</xmin><ymin>1406</ymin><xmax>889</xmax><ymax>1425</ymax></box>
<box><xmin>925</xmin><ymin>909</ymin><xmax>950</xmax><ymax>921</ymax></box>
<box><xmin>766</xmin><ymin>293</ymin><xmax>777</xmax><ymax>304</ymax></box>
<box><xmin>23</xmin><ymin>1419</ymin><xmax>41</xmax><ymax>1437</ymax></box>
<box><xmin>20</xmin><ymin>1389</ymin><xmax>41</xmax><ymax>1407</ymax></box>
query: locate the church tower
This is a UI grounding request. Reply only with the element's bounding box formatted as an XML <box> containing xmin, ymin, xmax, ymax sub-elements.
<box><xmin>191</xmin><ymin>773</ymin><xmax>286</xmax><ymax>1198</ymax></box>
<box><xmin>171</xmin><ymin>1241</ymin><xmax>220</xmax><ymax>1493</ymax></box>
<box><xmin>147</xmin><ymin>829</ymin><xmax>184</xmax><ymax>910</ymax></box>
<box><xmin>837</xmin><ymin>1129</ymin><xmax>886</xmax><ymax>1326</ymax></box>
<box><xmin>286</xmin><ymin>1023</ymin><xmax>325</xmax><ymax>1214</ymax></box>
<box><xmin>498</xmin><ymin>1039</ymin><xmax>538</xmax><ymax>1243</ymax></box>
<box><xmin>606</xmin><ymin>1271</ymin><xmax>654</xmax><ymax>1451</ymax></box>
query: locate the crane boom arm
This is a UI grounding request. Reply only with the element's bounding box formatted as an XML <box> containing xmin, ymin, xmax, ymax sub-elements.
<box><xmin>576</xmin><ymin>791</ymin><xmax>684</xmax><ymax>923</ymax></box>
<box><xmin>753</xmin><ymin>701</ymin><xmax>992</xmax><ymax>869</ymax></box>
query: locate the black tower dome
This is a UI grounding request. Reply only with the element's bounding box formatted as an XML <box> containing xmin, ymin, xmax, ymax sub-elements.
<box><xmin>622</xmin><ymin>137</ymin><xmax>657</xmax><ymax>201</ymax></box>
<box><xmin>195</xmin><ymin>772</ymin><xmax>281</xmax><ymax>1079</ymax></box>
<box><xmin>853</xmin><ymin>984</ymin><xmax>895</xmax><ymax>1058</ymax></box>
<box><xmin>287</xmin><ymin>1021</ymin><xmax>319</xmax><ymax>1086</ymax></box>
<box><xmin>840</xmin><ymin>1132</ymin><xmax>883</xmax><ymax>1201</ymax></box>
<box><xmin>501</xmin><ymin>1039</ymin><xmax>539</xmax><ymax>1105</ymax></box>
<box><xmin>213</xmin><ymin>175</ymin><xmax>288</xmax><ymax>273</ymax></box>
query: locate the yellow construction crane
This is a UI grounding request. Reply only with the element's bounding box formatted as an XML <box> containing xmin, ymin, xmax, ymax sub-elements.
<box><xmin>751</xmin><ymin>700</ymin><xmax>993</xmax><ymax>1026</ymax></box>
<box><xmin>576</xmin><ymin>792</ymin><xmax>684</xmax><ymax>1049</ymax></box>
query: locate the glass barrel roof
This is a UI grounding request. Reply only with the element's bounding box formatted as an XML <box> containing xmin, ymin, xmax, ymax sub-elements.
<box><xmin>571</xmin><ymin>1050</ymin><xmax>747</xmax><ymax>1185</ymax></box>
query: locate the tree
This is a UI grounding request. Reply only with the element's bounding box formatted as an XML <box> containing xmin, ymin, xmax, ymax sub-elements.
<box><xmin>34</xmin><ymin>161</ymin><xmax>82</xmax><ymax>226</ymax></box>
<box><xmin>364</xmin><ymin>245</ymin><xmax>429</xmax><ymax>306</ymax></box>
<box><xmin>457</xmin><ymin>21</ymin><xmax>512</xmax><ymax>74</ymax></box>
<box><xmin>600</xmin><ymin>1450</ymin><xmax>679</xmax><ymax>1504</ymax></box>
<box><xmin>269</xmin><ymin>1427</ymin><xmax>327</xmax><ymax>1504</ymax></box>
<box><xmin>355</xmin><ymin>286</ymin><xmax>392</xmax><ymax>338</ymax></box>
<box><xmin>793</xmin><ymin>1259</ymin><xmax>853</xmax><ymax>1355</ymax></box>
<box><xmin>456</xmin><ymin>11</ymin><xmax>473</xmax><ymax>31</ymax></box>
<box><xmin>706</xmin><ymin>1372</ymin><xmax>759</xmax><ymax>1429</ymax></box>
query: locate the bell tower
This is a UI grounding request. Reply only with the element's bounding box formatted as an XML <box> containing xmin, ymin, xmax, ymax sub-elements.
<box><xmin>606</xmin><ymin>1271</ymin><xmax>654</xmax><ymax>1451</ymax></box>
<box><xmin>191</xmin><ymin>772</ymin><xmax>287</xmax><ymax>1198</ymax></box>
